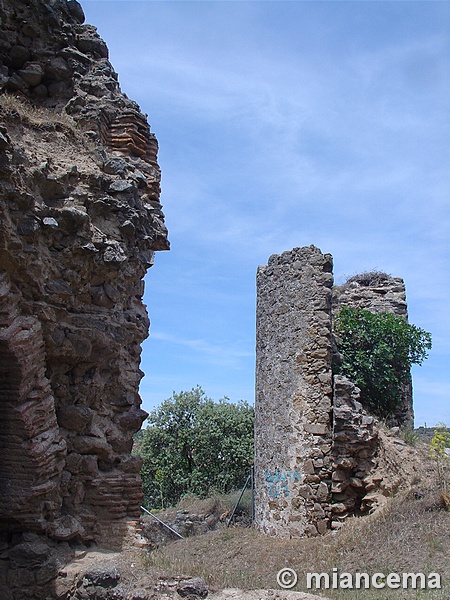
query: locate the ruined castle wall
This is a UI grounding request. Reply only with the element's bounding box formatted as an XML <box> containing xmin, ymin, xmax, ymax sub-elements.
<box><xmin>332</xmin><ymin>274</ymin><xmax>408</xmax><ymax>316</ymax></box>
<box><xmin>254</xmin><ymin>246</ymin><xmax>334</xmax><ymax>537</ymax></box>
<box><xmin>255</xmin><ymin>248</ymin><xmax>415</xmax><ymax>538</ymax></box>
<box><xmin>0</xmin><ymin>0</ymin><xmax>169</xmax><ymax>550</ymax></box>
<box><xmin>330</xmin><ymin>375</ymin><xmax>378</xmax><ymax>526</ymax></box>
<box><xmin>333</xmin><ymin>274</ymin><xmax>413</xmax><ymax>427</ymax></box>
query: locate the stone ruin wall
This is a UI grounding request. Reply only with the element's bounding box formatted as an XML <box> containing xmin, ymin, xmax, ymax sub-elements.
<box><xmin>0</xmin><ymin>0</ymin><xmax>169</xmax><ymax>555</ymax></box>
<box><xmin>254</xmin><ymin>245</ymin><xmax>413</xmax><ymax>537</ymax></box>
<box><xmin>254</xmin><ymin>246</ymin><xmax>334</xmax><ymax>537</ymax></box>
<box><xmin>333</xmin><ymin>274</ymin><xmax>413</xmax><ymax>428</ymax></box>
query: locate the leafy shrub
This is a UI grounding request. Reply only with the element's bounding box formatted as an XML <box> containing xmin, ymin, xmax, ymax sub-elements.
<box><xmin>134</xmin><ymin>386</ymin><xmax>254</xmax><ymax>509</ymax></box>
<box><xmin>333</xmin><ymin>306</ymin><xmax>432</xmax><ymax>417</ymax></box>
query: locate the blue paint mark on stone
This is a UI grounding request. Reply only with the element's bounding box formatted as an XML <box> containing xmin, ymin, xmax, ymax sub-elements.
<box><xmin>265</xmin><ymin>470</ymin><xmax>303</xmax><ymax>498</ymax></box>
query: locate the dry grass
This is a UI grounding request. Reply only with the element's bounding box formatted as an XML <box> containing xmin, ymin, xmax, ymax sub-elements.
<box><xmin>141</xmin><ymin>490</ymin><xmax>450</xmax><ymax>598</ymax></box>
<box><xmin>0</xmin><ymin>92</ymin><xmax>76</xmax><ymax>131</ymax></box>
<box><xmin>148</xmin><ymin>490</ymin><xmax>253</xmax><ymax>522</ymax></box>
<box><xmin>344</xmin><ymin>271</ymin><xmax>391</xmax><ymax>287</ymax></box>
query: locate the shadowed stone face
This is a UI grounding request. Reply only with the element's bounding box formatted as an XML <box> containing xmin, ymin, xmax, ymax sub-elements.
<box><xmin>0</xmin><ymin>0</ymin><xmax>169</xmax><ymax>547</ymax></box>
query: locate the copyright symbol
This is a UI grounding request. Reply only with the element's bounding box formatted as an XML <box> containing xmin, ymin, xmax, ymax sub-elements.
<box><xmin>277</xmin><ymin>567</ymin><xmax>298</xmax><ymax>589</ymax></box>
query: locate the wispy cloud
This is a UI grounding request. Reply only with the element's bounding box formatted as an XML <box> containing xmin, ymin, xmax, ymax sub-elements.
<box><xmin>84</xmin><ymin>1</ymin><xmax>450</xmax><ymax>420</ymax></box>
<box><xmin>150</xmin><ymin>331</ymin><xmax>253</xmax><ymax>365</ymax></box>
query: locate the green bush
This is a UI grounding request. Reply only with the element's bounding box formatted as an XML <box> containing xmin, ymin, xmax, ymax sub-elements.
<box><xmin>333</xmin><ymin>306</ymin><xmax>432</xmax><ymax>417</ymax></box>
<box><xmin>134</xmin><ymin>386</ymin><xmax>254</xmax><ymax>509</ymax></box>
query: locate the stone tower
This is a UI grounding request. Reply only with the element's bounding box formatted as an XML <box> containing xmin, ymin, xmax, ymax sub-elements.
<box><xmin>254</xmin><ymin>246</ymin><xmax>414</xmax><ymax>537</ymax></box>
<box><xmin>254</xmin><ymin>246</ymin><xmax>334</xmax><ymax>537</ymax></box>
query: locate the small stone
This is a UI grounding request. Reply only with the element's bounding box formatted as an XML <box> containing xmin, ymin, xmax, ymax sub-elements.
<box><xmin>45</xmin><ymin>279</ymin><xmax>72</xmax><ymax>296</ymax></box>
<box><xmin>18</xmin><ymin>62</ymin><xmax>44</xmax><ymax>86</ymax></box>
<box><xmin>133</xmin><ymin>169</ymin><xmax>148</xmax><ymax>188</ymax></box>
<box><xmin>59</xmin><ymin>45</ymin><xmax>92</xmax><ymax>64</ymax></box>
<box><xmin>91</xmin><ymin>285</ymin><xmax>113</xmax><ymax>307</ymax></box>
<box><xmin>120</xmin><ymin>220</ymin><xmax>135</xmax><ymax>236</ymax></box>
<box><xmin>17</xmin><ymin>218</ymin><xmax>39</xmax><ymax>236</ymax></box>
<box><xmin>304</xmin><ymin>524</ymin><xmax>318</xmax><ymax>537</ymax></box>
<box><xmin>303</xmin><ymin>459</ymin><xmax>315</xmax><ymax>475</ymax></box>
<box><xmin>33</xmin><ymin>83</ymin><xmax>48</xmax><ymax>99</ymax></box>
<box><xmin>46</xmin><ymin>56</ymin><xmax>71</xmax><ymax>80</ymax></box>
<box><xmin>393</xmin><ymin>438</ymin><xmax>406</xmax><ymax>447</ymax></box>
<box><xmin>115</xmin><ymin>408</ymin><xmax>148</xmax><ymax>432</ymax></box>
<box><xmin>48</xmin><ymin>515</ymin><xmax>83</xmax><ymax>541</ymax></box>
<box><xmin>67</xmin><ymin>0</ymin><xmax>85</xmax><ymax>23</ymax></box>
<box><xmin>42</xmin><ymin>217</ymin><xmax>59</xmax><ymax>228</ymax></box>
<box><xmin>103</xmin><ymin>244</ymin><xmax>127</xmax><ymax>263</ymax></box>
<box><xmin>349</xmin><ymin>477</ymin><xmax>364</xmax><ymax>488</ymax></box>
<box><xmin>109</xmin><ymin>179</ymin><xmax>134</xmax><ymax>193</ymax></box>
<box><xmin>331</xmin><ymin>503</ymin><xmax>347</xmax><ymax>514</ymax></box>
<box><xmin>83</xmin><ymin>562</ymin><xmax>120</xmax><ymax>587</ymax></box>
<box><xmin>331</xmin><ymin>481</ymin><xmax>348</xmax><ymax>493</ymax></box>
<box><xmin>296</xmin><ymin>484</ymin><xmax>313</xmax><ymax>499</ymax></box>
<box><xmin>316</xmin><ymin>481</ymin><xmax>329</xmax><ymax>501</ymax></box>
<box><xmin>364</xmin><ymin>481</ymin><xmax>377</xmax><ymax>491</ymax></box>
<box><xmin>313</xmin><ymin>503</ymin><xmax>325</xmax><ymax>519</ymax></box>
<box><xmin>332</xmin><ymin>469</ymin><xmax>348</xmax><ymax>482</ymax></box>
<box><xmin>72</xmin><ymin>436</ymin><xmax>112</xmax><ymax>459</ymax></box>
<box><xmin>176</xmin><ymin>577</ymin><xmax>208</xmax><ymax>598</ymax></box>
<box><xmin>316</xmin><ymin>519</ymin><xmax>329</xmax><ymax>535</ymax></box>
<box><xmin>8</xmin><ymin>542</ymin><xmax>50</xmax><ymax>567</ymax></box>
<box><xmin>103</xmin><ymin>283</ymin><xmax>120</xmax><ymax>302</ymax></box>
<box><xmin>304</xmin><ymin>423</ymin><xmax>328</xmax><ymax>435</ymax></box>
<box><xmin>57</xmin><ymin>405</ymin><xmax>92</xmax><ymax>432</ymax></box>
<box><xmin>10</xmin><ymin>45</ymin><xmax>30</xmax><ymax>68</ymax></box>
<box><xmin>103</xmin><ymin>157</ymin><xmax>127</xmax><ymax>175</ymax></box>
<box><xmin>76</xmin><ymin>35</ymin><xmax>108</xmax><ymax>58</ymax></box>
<box><xmin>7</xmin><ymin>73</ymin><xmax>28</xmax><ymax>91</ymax></box>
<box><xmin>303</xmin><ymin>474</ymin><xmax>320</xmax><ymax>484</ymax></box>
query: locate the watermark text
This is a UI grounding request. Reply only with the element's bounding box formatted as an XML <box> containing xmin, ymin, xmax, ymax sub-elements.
<box><xmin>276</xmin><ymin>568</ymin><xmax>441</xmax><ymax>590</ymax></box>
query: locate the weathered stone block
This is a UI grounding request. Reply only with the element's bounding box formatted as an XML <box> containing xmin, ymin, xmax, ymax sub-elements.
<box><xmin>57</xmin><ymin>405</ymin><xmax>92</xmax><ymax>432</ymax></box>
<box><xmin>304</xmin><ymin>423</ymin><xmax>328</xmax><ymax>435</ymax></box>
<box><xmin>83</xmin><ymin>562</ymin><xmax>120</xmax><ymax>587</ymax></box>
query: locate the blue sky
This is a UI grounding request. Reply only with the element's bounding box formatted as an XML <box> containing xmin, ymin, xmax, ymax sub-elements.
<box><xmin>82</xmin><ymin>1</ymin><xmax>449</xmax><ymax>426</ymax></box>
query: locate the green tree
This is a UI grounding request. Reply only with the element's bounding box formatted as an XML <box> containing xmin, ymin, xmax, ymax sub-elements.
<box><xmin>135</xmin><ymin>387</ymin><xmax>254</xmax><ymax>508</ymax></box>
<box><xmin>333</xmin><ymin>306</ymin><xmax>432</xmax><ymax>417</ymax></box>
